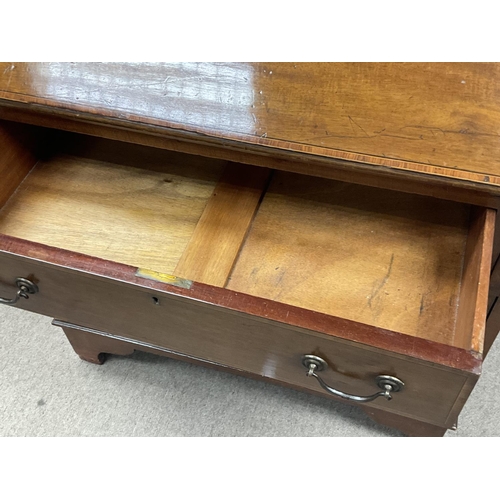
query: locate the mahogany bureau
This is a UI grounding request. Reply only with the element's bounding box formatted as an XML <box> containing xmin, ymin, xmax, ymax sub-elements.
<box><xmin>1</xmin><ymin>62</ymin><xmax>500</xmax><ymax>437</ymax></box>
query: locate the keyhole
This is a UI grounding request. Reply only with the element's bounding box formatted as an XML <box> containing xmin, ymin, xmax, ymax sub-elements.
<box><xmin>152</xmin><ymin>296</ymin><xmax>160</xmax><ymax>305</ymax></box>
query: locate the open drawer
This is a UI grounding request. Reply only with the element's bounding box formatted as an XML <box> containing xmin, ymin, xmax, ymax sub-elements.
<box><xmin>0</xmin><ymin>121</ymin><xmax>495</xmax><ymax>432</ymax></box>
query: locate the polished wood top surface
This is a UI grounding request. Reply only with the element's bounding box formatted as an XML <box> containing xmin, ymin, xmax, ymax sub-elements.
<box><xmin>1</xmin><ymin>62</ymin><xmax>500</xmax><ymax>189</ymax></box>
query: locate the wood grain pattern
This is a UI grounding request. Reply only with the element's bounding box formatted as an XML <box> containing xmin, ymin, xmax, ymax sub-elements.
<box><xmin>0</xmin><ymin>234</ymin><xmax>482</xmax><ymax>373</ymax></box>
<box><xmin>174</xmin><ymin>164</ymin><xmax>270</xmax><ymax>286</ymax></box>
<box><xmin>1</xmin><ymin>63</ymin><xmax>500</xmax><ymax>190</ymax></box>
<box><xmin>455</xmin><ymin>207</ymin><xmax>495</xmax><ymax>352</ymax></box>
<box><xmin>0</xmin><ymin>153</ymin><xmax>224</xmax><ymax>275</ymax></box>
<box><xmin>228</xmin><ymin>172</ymin><xmax>474</xmax><ymax>346</ymax></box>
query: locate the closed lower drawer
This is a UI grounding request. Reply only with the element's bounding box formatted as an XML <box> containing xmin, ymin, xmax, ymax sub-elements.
<box><xmin>0</xmin><ymin>123</ymin><xmax>495</xmax><ymax>428</ymax></box>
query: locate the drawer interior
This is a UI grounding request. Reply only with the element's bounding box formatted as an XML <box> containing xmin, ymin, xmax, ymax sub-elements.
<box><xmin>0</xmin><ymin>124</ymin><xmax>494</xmax><ymax>351</ymax></box>
<box><xmin>226</xmin><ymin>172</ymin><xmax>471</xmax><ymax>345</ymax></box>
<box><xmin>0</xmin><ymin>138</ymin><xmax>226</xmax><ymax>276</ymax></box>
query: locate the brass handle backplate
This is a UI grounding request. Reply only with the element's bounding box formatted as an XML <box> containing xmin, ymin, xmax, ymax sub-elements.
<box><xmin>302</xmin><ymin>354</ymin><xmax>404</xmax><ymax>403</ymax></box>
<box><xmin>0</xmin><ymin>278</ymin><xmax>39</xmax><ymax>305</ymax></box>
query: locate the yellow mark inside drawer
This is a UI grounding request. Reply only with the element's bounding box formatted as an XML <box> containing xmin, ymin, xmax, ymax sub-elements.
<box><xmin>135</xmin><ymin>268</ymin><xmax>193</xmax><ymax>289</ymax></box>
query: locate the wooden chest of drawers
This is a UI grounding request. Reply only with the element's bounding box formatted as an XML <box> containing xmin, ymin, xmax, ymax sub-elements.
<box><xmin>1</xmin><ymin>62</ymin><xmax>500</xmax><ymax>436</ymax></box>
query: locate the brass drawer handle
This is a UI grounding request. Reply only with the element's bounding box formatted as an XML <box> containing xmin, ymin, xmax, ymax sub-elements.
<box><xmin>302</xmin><ymin>354</ymin><xmax>404</xmax><ymax>403</ymax></box>
<box><xmin>0</xmin><ymin>278</ymin><xmax>39</xmax><ymax>305</ymax></box>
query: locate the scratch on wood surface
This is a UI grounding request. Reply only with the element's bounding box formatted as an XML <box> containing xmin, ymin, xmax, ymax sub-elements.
<box><xmin>301</xmin><ymin>119</ymin><xmax>500</xmax><ymax>147</ymax></box>
<box><xmin>400</xmin><ymin>124</ymin><xmax>500</xmax><ymax>139</ymax></box>
<box><xmin>3</xmin><ymin>64</ymin><xmax>14</xmax><ymax>89</ymax></box>
<box><xmin>348</xmin><ymin>115</ymin><xmax>370</xmax><ymax>137</ymax></box>
<box><xmin>368</xmin><ymin>253</ymin><xmax>394</xmax><ymax>308</ymax></box>
<box><xmin>274</xmin><ymin>268</ymin><xmax>286</xmax><ymax>286</ymax></box>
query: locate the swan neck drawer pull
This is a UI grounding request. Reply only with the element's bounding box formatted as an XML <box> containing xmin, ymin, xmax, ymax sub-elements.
<box><xmin>0</xmin><ymin>278</ymin><xmax>39</xmax><ymax>305</ymax></box>
<box><xmin>302</xmin><ymin>354</ymin><xmax>404</xmax><ymax>403</ymax></box>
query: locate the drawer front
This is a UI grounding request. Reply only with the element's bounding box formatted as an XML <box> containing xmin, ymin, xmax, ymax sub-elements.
<box><xmin>0</xmin><ymin>249</ymin><xmax>474</xmax><ymax>428</ymax></box>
